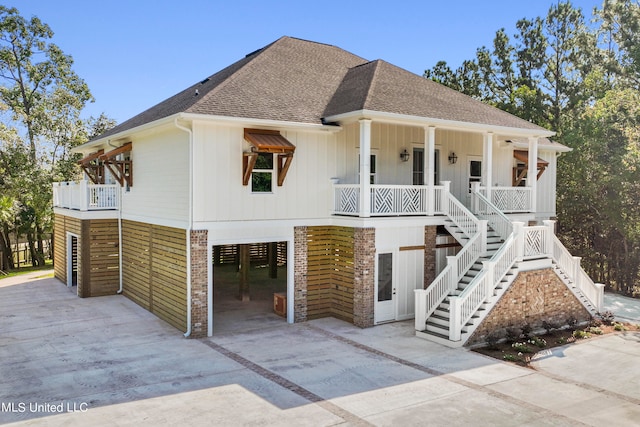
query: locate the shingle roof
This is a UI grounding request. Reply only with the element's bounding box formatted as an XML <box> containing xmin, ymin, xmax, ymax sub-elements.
<box><xmin>324</xmin><ymin>59</ymin><xmax>545</xmax><ymax>131</ymax></box>
<box><xmin>95</xmin><ymin>36</ymin><xmax>549</xmax><ymax>141</ymax></box>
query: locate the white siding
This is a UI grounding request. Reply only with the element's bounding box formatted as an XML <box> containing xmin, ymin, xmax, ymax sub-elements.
<box><xmin>434</xmin><ymin>129</ymin><xmax>483</xmax><ymax>202</ymax></box>
<box><xmin>121</xmin><ymin>128</ymin><xmax>190</xmax><ymax>224</ymax></box>
<box><xmin>192</xmin><ymin>123</ymin><xmax>338</xmax><ymax>222</ymax></box>
<box><xmin>536</xmin><ymin>150</ymin><xmax>558</xmax><ymax>218</ymax></box>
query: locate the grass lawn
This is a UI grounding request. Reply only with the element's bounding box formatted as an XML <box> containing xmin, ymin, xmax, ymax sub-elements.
<box><xmin>0</xmin><ymin>259</ymin><xmax>54</xmax><ymax>280</ymax></box>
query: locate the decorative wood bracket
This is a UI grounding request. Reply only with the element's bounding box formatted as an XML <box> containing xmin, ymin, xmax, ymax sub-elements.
<box><xmin>99</xmin><ymin>142</ymin><xmax>133</xmax><ymax>187</ymax></box>
<box><xmin>78</xmin><ymin>149</ymin><xmax>105</xmax><ymax>184</ymax></box>
<box><xmin>512</xmin><ymin>150</ymin><xmax>548</xmax><ymax>186</ymax></box>
<box><xmin>242</xmin><ymin>129</ymin><xmax>296</xmax><ymax>186</ymax></box>
<box><xmin>242</xmin><ymin>152</ymin><xmax>258</xmax><ymax>186</ymax></box>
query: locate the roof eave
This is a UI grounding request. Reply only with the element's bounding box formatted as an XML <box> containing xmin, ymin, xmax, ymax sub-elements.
<box><xmin>511</xmin><ymin>140</ymin><xmax>572</xmax><ymax>153</ymax></box>
<box><xmin>71</xmin><ymin>112</ymin><xmax>343</xmax><ymax>155</ymax></box>
<box><xmin>71</xmin><ymin>114</ymin><xmax>183</xmax><ymax>154</ymax></box>
<box><xmin>324</xmin><ymin>109</ymin><xmax>556</xmax><ymax>138</ymax></box>
<box><xmin>180</xmin><ymin>113</ymin><xmax>343</xmax><ymax>133</ymax></box>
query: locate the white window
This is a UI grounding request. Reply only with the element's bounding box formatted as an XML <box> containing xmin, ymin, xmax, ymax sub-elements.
<box><xmin>251</xmin><ymin>153</ymin><xmax>274</xmax><ymax>193</ymax></box>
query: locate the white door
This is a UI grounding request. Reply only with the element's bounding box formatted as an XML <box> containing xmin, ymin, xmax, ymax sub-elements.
<box><xmin>396</xmin><ymin>249</ymin><xmax>424</xmax><ymax>320</ymax></box>
<box><xmin>467</xmin><ymin>156</ymin><xmax>482</xmax><ymax>206</ymax></box>
<box><xmin>375</xmin><ymin>253</ymin><xmax>395</xmax><ymax>323</ymax></box>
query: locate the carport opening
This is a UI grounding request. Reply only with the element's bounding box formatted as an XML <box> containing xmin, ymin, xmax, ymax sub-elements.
<box><xmin>213</xmin><ymin>242</ymin><xmax>287</xmax><ymax>335</ymax></box>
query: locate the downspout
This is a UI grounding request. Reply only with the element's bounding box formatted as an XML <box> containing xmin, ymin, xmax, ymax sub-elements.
<box><xmin>106</xmin><ymin>139</ymin><xmax>124</xmax><ymax>295</ymax></box>
<box><xmin>174</xmin><ymin>117</ymin><xmax>193</xmax><ymax>338</ymax></box>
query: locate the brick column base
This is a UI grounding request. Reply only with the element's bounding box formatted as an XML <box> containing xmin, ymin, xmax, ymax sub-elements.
<box><xmin>424</xmin><ymin>225</ymin><xmax>437</xmax><ymax>288</ymax></box>
<box><xmin>189</xmin><ymin>230</ymin><xmax>208</xmax><ymax>338</ymax></box>
<box><xmin>353</xmin><ymin>227</ymin><xmax>375</xmax><ymax>328</ymax></box>
<box><xmin>293</xmin><ymin>226</ymin><xmax>308</xmax><ymax>322</ymax></box>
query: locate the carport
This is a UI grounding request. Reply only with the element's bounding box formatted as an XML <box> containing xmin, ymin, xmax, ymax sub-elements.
<box><xmin>212</xmin><ymin>242</ymin><xmax>288</xmax><ymax>335</ymax></box>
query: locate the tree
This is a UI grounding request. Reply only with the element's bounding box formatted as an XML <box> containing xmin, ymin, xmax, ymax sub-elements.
<box><xmin>423</xmin><ymin>1</ymin><xmax>640</xmax><ymax>296</ymax></box>
<box><xmin>0</xmin><ymin>6</ymin><xmax>93</xmax><ymax>161</ymax></box>
<box><xmin>0</xmin><ymin>7</ymin><xmax>97</xmax><ymax>267</ymax></box>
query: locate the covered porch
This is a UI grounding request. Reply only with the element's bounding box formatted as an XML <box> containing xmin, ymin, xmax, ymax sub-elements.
<box><xmin>330</xmin><ymin>119</ymin><xmax>553</xmax><ymax>218</ymax></box>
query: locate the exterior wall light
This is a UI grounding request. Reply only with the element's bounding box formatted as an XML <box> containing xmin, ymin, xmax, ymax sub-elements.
<box><xmin>448</xmin><ymin>152</ymin><xmax>458</xmax><ymax>164</ymax></box>
<box><xmin>400</xmin><ymin>149</ymin><xmax>410</xmax><ymax>162</ymax></box>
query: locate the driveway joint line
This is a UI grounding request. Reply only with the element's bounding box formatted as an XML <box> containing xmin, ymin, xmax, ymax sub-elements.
<box><xmin>305</xmin><ymin>324</ymin><xmax>591</xmax><ymax>427</ymax></box>
<box><xmin>200</xmin><ymin>339</ymin><xmax>373</xmax><ymax>427</ymax></box>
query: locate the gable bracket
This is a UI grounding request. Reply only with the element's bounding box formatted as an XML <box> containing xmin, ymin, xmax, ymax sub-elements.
<box><xmin>99</xmin><ymin>142</ymin><xmax>133</xmax><ymax>187</ymax></box>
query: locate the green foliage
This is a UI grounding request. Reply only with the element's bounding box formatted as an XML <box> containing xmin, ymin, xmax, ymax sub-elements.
<box><xmin>573</xmin><ymin>330</ymin><xmax>590</xmax><ymax>339</ymax></box>
<box><xmin>0</xmin><ymin>7</ymin><xmax>115</xmax><ymax>269</ymax></box>
<box><xmin>424</xmin><ymin>0</ymin><xmax>640</xmax><ymax>297</ymax></box>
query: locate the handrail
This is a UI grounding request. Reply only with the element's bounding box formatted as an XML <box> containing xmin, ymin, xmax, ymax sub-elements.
<box><xmin>53</xmin><ymin>181</ymin><xmax>119</xmax><ymax>211</ymax></box>
<box><xmin>415</xmin><ymin>184</ymin><xmax>484</xmax><ymax>332</ymax></box>
<box><xmin>449</xmin><ymin>233</ymin><xmax>518</xmax><ymax>340</ymax></box>
<box><xmin>471</xmin><ymin>185</ymin><xmax>513</xmax><ymax>240</ymax></box>
<box><xmin>415</xmin><ymin>233</ymin><xmax>482</xmax><ymax>331</ymax></box>
<box><xmin>551</xmin><ymin>234</ymin><xmax>604</xmax><ymax>312</ymax></box>
<box><xmin>444</xmin><ymin>190</ymin><xmax>480</xmax><ymax>240</ymax></box>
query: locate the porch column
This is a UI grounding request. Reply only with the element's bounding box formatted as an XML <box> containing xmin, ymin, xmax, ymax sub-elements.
<box><xmin>425</xmin><ymin>126</ymin><xmax>436</xmax><ymax>215</ymax></box>
<box><xmin>359</xmin><ymin>119</ymin><xmax>372</xmax><ymax>217</ymax></box>
<box><xmin>528</xmin><ymin>136</ymin><xmax>538</xmax><ymax>213</ymax></box>
<box><xmin>482</xmin><ymin>132</ymin><xmax>493</xmax><ymax>202</ymax></box>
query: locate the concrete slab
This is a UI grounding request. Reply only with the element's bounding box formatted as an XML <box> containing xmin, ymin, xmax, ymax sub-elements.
<box><xmin>603</xmin><ymin>292</ymin><xmax>640</xmax><ymax>323</ymax></box>
<box><xmin>2</xmin><ymin>272</ymin><xmax>640</xmax><ymax>426</ymax></box>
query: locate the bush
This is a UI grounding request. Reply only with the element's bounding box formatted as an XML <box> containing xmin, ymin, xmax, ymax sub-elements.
<box><xmin>528</xmin><ymin>336</ymin><xmax>547</xmax><ymax>348</ymax></box>
<box><xmin>505</xmin><ymin>327</ymin><xmax>522</xmax><ymax>343</ymax></box>
<box><xmin>542</xmin><ymin>320</ymin><xmax>560</xmax><ymax>334</ymax></box>
<box><xmin>521</xmin><ymin>323</ymin><xmax>533</xmax><ymax>339</ymax></box>
<box><xmin>485</xmin><ymin>330</ymin><xmax>505</xmax><ymax>350</ymax></box>
<box><xmin>573</xmin><ymin>330</ymin><xmax>590</xmax><ymax>339</ymax></box>
<box><xmin>613</xmin><ymin>322</ymin><xmax>628</xmax><ymax>331</ymax></box>
<box><xmin>511</xmin><ymin>342</ymin><xmax>534</xmax><ymax>353</ymax></box>
<box><xmin>596</xmin><ymin>311</ymin><xmax>616</xmax><ymax>326</ymax></box>
<box><xmin>589</xmin><ymin>326</ymin><xmax>603</xmax><ymax>335</ymax></box>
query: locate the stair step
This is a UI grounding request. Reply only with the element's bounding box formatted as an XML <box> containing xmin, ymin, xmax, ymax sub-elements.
<box><xmin>426</xmin><ymin>321</ymin><xmax>450</xmax><ymax>335</ymax></box>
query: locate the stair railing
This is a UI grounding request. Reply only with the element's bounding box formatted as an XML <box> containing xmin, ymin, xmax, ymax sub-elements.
<box><xmin>470</xmin><ymin>182</ymin><xmax>513</xmax><ymax>241</ymax></box>
<box><xmin>448</xmin><ymin>226</ymin><xmax>522</xmax><ymax>341</ymax></box>
<box><xmin>415</xmin><ymin>183</ymin><xmax>485</xmax><ymax>331</ymax></box>
<box><xmin>550</xmin><ymin>229</ymin><xmax>604</xmax><ymax>312</ymax></box>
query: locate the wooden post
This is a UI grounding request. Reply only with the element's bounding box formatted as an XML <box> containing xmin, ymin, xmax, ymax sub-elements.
<box><xmin>268</xmin><ymin>242</ymin><xmax>278</xmax><ymax>279</ymax></box>
<box><xmin>239</xmin><ymin>244</ymin><xmax>250</xmax><ymax>301</ymax></box>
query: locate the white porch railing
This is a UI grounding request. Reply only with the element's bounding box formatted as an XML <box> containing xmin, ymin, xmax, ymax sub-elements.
<box><xmin>333</xmin><ymin>184</ymin><xmax>445</xmax><ymax>216</ymax></box>
<box><xmin>471</xmin><ymin>184</ymin><xmax>513</xmax><ymax>241</ymax></box>
<box><xmin>551</xmin><ymin>234</ymin><xmax>604</xmax><ymax>312</ymax></box>
<box><xmin>53</xmin><ymin>181</ymin><xmax>120</xmax><ymax>211</ymax></box>
<box><xmin>417</xmin><ymin>187</ymin><xmax>605</xmax><ymax>343</ymax></box>
<box><xmin>479</xmin><ymin>186</ymin><xmax>533</xmax><ymax>213</ymax></box>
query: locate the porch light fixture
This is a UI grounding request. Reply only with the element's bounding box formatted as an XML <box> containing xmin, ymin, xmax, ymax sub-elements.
<box><xmin>400</xmin><ymin>149</ymin><xmax>410</xmax><ymax>162</ymax></box>
<box><xmin>448</xmin><ymin>152</ymin><xmax>458</xmax><ymax>165</ymax></box>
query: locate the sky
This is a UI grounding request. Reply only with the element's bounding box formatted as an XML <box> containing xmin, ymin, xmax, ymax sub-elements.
<box><xmin>12</xmin><ymin>0</ymin><xmax>604</xmax><ymax>125</ymax></box>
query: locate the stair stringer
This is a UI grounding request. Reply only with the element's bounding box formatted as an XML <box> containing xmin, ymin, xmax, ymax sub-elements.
<box><xmin>551</xmin><ymin>263</ymin><xmax>600</xmax><ymax>316</ymax></box>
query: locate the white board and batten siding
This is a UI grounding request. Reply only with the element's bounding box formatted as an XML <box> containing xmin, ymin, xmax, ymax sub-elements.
<box><xmin>536</xmin><ymin>150</ymin><xmax>558</xmax><ymax>219</ymax></box>
<box><xmin>121</xmin><ymin>128</ymin><xmax>190</xmax><ymax>225</ymax></box>
<box><xmin>191</xmin><ymin>122</ymin><xmax>338</xmax><ymax>223</ymax></box>
<box><xmin>376</xmin><ymin>225</ymin><xmax>426</xmax><ymax>321</ymax></box>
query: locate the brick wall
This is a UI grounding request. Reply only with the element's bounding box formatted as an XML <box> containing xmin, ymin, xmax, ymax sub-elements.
<box><xmin>424</xmin><ymin>226</ymin><xmax>437</xmax><ymax>288</ymax></box>
<box><xmin>190</xmin><ymin>230</ymin><xmax>208</xmax><ymax>338</ymax></box>
<box><xmin>293</xmin><ymin>226</ymin><xmax>308</xmax><ymax>323</ymax></box>
<box><xmin>467</xmin><ymin>268</ymin><xmax>592</xmax><ymax>345</ymax></box>
<box><xmin>353</xmin><ymin>227</ymin><xmax>375</xmax><ymax>328</ymax></box>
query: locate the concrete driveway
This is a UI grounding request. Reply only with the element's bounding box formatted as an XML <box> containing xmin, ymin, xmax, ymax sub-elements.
<box><xmin>1</xmin><ymin>272</ymin><xmax>639</xmax><ymax>426</ymax></box>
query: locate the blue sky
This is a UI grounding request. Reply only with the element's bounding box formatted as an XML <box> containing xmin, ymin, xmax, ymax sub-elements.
<box><xmin>12</xmin><ymin>0</ymin><xmax>603</xmax><ymax>124</ymax></box>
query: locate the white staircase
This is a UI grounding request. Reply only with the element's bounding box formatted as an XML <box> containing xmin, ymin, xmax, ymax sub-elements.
<box><xmin>414</xmin><ymin>184</ymin><xmax>604</xmax><ymax>348</ymax></box>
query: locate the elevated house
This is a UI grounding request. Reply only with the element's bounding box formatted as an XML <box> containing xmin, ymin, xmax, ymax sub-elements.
<box><xmin>53</xmin><ymin>37</ymin><xmax>603</xmax><ymax>346</ymax></box>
